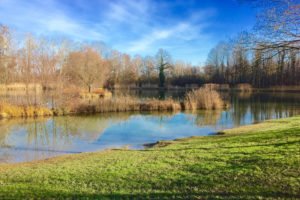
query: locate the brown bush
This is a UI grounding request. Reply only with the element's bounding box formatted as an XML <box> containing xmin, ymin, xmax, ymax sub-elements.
<box><xmin>140</xmin><ymin>99</ymin><xmax>181</xmax><ymax>111</ymax></box>
<box><xmin>203</xmin><ymin>83</ymin><xmax>230</xmax><ymax>91</ymax></box>
<box><xmin>184</xmin><ymin>87</ymin><xmax>224</xmax><ymax>110</ymax></box>
<box><xmin>219</xmin><ymin>84</ymin><xmax>230</xmax><ymax>90</ymax></box>
<box><xmin>203</xmin><ymin>83</ymin><xmax>220</xmax><ymax>90</ymax></box>
<box><xmin>236</xmin><ymin>83</ymin><xmax>252</xmax><ymax>92</ymax></box>
<box><xmin>80</xmin><ymin>88</ymin><xmax>112</xmax><ymax>100</ymax></box>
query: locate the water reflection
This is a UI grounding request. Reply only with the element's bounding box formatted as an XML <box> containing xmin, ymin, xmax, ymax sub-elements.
<box><xmin>229</xmin><ymin>92</ymin><xmax>300</xmax><ymax>125</ymax></box>
<box><xmin>0</xmin><ymin>92</ymin><xmax>299</xmax><ymax>163</ymax></box>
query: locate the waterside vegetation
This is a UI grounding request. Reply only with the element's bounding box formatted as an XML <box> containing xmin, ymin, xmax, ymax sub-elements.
<box><xmin>0</xmin><ymin>87</ymin><xmax>226</xmax><ymax>118</ymax></box>
<box><xmin>0</xmin><ymin>116</ymin><xmax>299</xmax><ymax>199</ymax></box>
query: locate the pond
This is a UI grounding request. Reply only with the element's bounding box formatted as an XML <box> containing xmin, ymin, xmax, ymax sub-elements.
<box><xmin>0</xmin><ymin>91</ymin><xmax>300</xmax><ymax>163</ymax></box>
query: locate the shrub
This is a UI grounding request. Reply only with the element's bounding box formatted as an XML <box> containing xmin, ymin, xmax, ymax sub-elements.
<box><xmin>203</xmin><ymin>83</ymin><xmax>230</xmax><ymax>91</ymax></box>
<box><xmin>219</xmin><ymin>84</ymin><xmax>230</xmax><ymax>91</ymax></box>
<box><xmin>236</xmin><ymin>83</ymin><xmax>252</xmax><ymax>92</ymax></box>
<box><xmin>203</xmin><ymin>83</ymin><xmax>220</xmax><ymax>90</ymax></box>
<box><xmin>184</xmin><ymin>87</ymin><xmax>224</xmax><ymax>110</ymax></box>
<box><xmin>140</xmin><ymin>99</ymin><xmax>181</xmax><ymax>111</ymax></box>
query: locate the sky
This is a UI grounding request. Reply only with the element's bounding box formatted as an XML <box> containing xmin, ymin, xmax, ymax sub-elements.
<box><xmin>0</xmin><ymin>0</ymin><xmax>256</xmax><ymax>65</ymax></box>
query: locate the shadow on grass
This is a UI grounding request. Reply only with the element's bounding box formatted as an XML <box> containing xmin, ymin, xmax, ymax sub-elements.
<box><xmin>3</xmin><ymin>190</ymin><xmax>299</xmax><ymax>200</ymax></box>
<box><xmin>138</xmin><ymin>140</ymin><xmax>300</xmax><ymax>152</ymax></box>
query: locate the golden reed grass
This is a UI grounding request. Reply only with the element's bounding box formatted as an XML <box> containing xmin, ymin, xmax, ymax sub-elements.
<box><xmin>0</xmin><ymin>88</ymin><xmax>226</xmax><ymax>118</ymax></box>
<box><xmin>72</xmin><ymin>96</ymin><xmax>181</xmax><ymax>114</ymax></box>
<box><xmin>0</xmin><ymin>103</ymin><xmax>53</xmax><ymax>118</ymax></box>
<box><xmin>184</xmin><ymin>87</ymin><xmax>225</xmax><ymax>110</ymax></box>
<box><xmin>235</xmin><ymin>83</ymin><xmax>253</xmax><ymax>92</ymax></box>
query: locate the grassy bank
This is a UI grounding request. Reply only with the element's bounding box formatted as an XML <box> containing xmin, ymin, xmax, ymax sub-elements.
<box><xmin>0</xmin><ymin>116</ymin><xmax>299</xmax><ymax>199</ymax></box>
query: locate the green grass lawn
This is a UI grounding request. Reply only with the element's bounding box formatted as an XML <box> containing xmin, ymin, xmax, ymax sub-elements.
<box><xmin>0</xmin><ymin>117</ymin><xmax>299</xmax><ymax>199</ymax></box>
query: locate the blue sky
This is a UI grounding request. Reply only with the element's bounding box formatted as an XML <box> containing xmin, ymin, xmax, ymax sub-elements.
<box><xmin>0</xmin><ymin>0</ymin><xmax>256</xmax><ymax>65</ymax></box>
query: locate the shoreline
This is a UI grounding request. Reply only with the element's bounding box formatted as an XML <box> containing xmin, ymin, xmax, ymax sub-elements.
<box><xmin>2</xmin><ymin>115</ymin><xmax>296</xmax><ymax>166</ymax></box>
<box><xmin>0</xmin><ymin>116</ymin><xmax>299</xmax><ymax>199</ymax></box>
<box><xmin>110</xmin><ymin>86</ymin><xmax>300</xmax><ymax>92</ymax></box>
<box><xmin>1</xmin><ymin>88</ymin><xmax>299</xmax><ymax>120</ymax></box>
<box><xmin>0</xmin><ymin>117</ymin><xmax>263</xmax><ymax>166</ymax></box>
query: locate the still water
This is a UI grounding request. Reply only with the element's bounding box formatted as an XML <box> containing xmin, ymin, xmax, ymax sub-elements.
<box><xmin>0</xmin><ymin>91</ymin><xmax>299</xmax><ymax>163</ymax></box>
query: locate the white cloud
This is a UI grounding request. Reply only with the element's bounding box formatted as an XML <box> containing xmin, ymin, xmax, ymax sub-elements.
<box><xmin>0</xmin><ymin>0</ymin><xmax>217</xmax><ymax>64</ymax></box>
<box><xmin>126</xmin><ymin>20</ymin><xmax>211</xmax><ymax>54</ymax></box>
<box><xmin>105</xmin><ymin>0</ymin><xmax>150</xmax><ymax>24</ymax></box>
<box><xmin>127</xmin><ymin>23</ymin><xmax>190</xmax><ymax>52</ymax></box>
<box><xmin>0</xmin><ymin>0</ymin><xmax>105</xmax><ymax>41</ymax></box>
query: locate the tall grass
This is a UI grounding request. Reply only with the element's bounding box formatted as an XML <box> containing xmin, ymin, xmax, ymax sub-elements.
<box><xmin>74</xmin><ymin>96</ymin><xmax>140</xmax><ymax>113</ymax></box>
<box><xmin>235</xmin><ymin>83</ymin><xmax>252</xmax><ymax>92</ymax></box>
<box><xmin>184</xmin><ymin>87</ymin><xmax>224</xmax><ymax>110</ymax></box>
<box><xmin>203</xmin><ymin>83</ymin><xmax>230</xmax><ymax>91</ymax></box>
<box><xmin>0</xmin><ymin>103</ymin><xmax>53</xmax><ymax>118</ymax></box>
<box><xmin>140</xmin><ymin>99</ymin><xmax>181</xmax><ymax>111</ymax></box>
<box><xmin>0</xmin><ymin>83</ymin><xmax>42</xmax><ymax>92</ymax></box>
<box><xmin>203</xmin><ymin>83</ymin><xmax>220</xmax><ymax>90</ymax></box>
<box><xmin>0</xmin><ymin>88</ymin><xmax>227</xmax><ymax>119</ymax></box>
<box><xmin>72</xmin><ymin>96</ymin><xmax>181</xmax><ymax>114</ymax></box>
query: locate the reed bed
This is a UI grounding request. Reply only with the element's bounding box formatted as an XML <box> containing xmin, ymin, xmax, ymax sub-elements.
<box><xmin>0</xmin><ymin>88</ymin><xmax>227</xmax><ymax>118</ymax></box>
<box><xmin>0</xmin><ymin>83</ymin><xmax>42</xmax><ymax>92</ymax></box>
<box><xmin>140</xmin><ymin>98</ymin><xmax>181</xmax><ymax>111</ymax></box>
<box><xmin>74</xmin><ymin>96</ymin><xmax>140</xmax><ymax>113</ymax></box>
<box><xmin>184</xmin><ymin>87</ymin><xmax>225</xmax><ymax>110</ymax></box>
<box><xmin>203</xmin><ymin>83</ymin><xmax>230</xmax><ymax>91</ymax></box>
<box><xmin>73</xmin><ymin>96</ymin><xmax>181</xmax><ymax>114</ymax></box>
<box><xmin>235</xmin><ymin>83</ymin><xmax>253</xmax><ymax>92</ymax></box>
<box><xmin>75</xmin><ymin>88</ymin><xmax>225</xmax><ymax>114</ymax></box>
<box><xmin>203</xmin><ymin>83</ymin><xmax>220</xmax><ymax>90</ymax></box>
<box><xmin>0</xmin><ymin>103</ymin><xmax>53</xmax><ymax>118</ymax></box>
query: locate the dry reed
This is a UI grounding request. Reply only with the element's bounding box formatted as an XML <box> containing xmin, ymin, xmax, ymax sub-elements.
<box><xmin>0</xmin><ymin>103</ymin><xmax>53</xmax><ymax>118</ymax></box>
<box><xmin>72</xmin><ymin>96</ymin><xmax>181</xmax><ymax>114</ymax></box>
<box><xmin>184</xmin><ymin>87</ymin><xmax>224</xmax><ymax>110</ymax></box>
<box><xmin>0</xmin><ymin>83</ymin><xmax>42</xmax><ymax>92</ymax></box>
<box><xmin>0</xmin><ymin>88</ymin><xmax>227</xmax><ymax>119</ymax></box>
<box><xmin>235</xmin><ymin>83</ymin><xmax>252</xmax><ymax>92</ymax></box>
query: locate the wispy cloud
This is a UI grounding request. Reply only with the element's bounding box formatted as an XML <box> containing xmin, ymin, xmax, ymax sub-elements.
<box><xmin>0</xmin><ymin>0</ymin><xmax>105</xmax><ymax>40</ymax></box>
<box><xmin>106</xmin><ymin>0</ymin><xmax>149</xmax><ymax>23</ymax></box>
<box><xmin>128</xmin><ymin>23</ymin><xmax>192</xmax><ymax>52</ymax></box>
<box><xmin>124</xmin><ymin>7</ymin><xmax>215</xmax><ymax>59</ymax></box>
<box><xmin>0</xmin><ymin>0</ymin><xmax>223</xmax><ymax>64</ymax></box>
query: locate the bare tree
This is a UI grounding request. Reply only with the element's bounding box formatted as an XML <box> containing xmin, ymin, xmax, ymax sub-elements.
<box><xmin>206</xmin><ymin>41</ymin><xmax>231</xmax><ymax>83</ymax></box>
<box><xmin>35</xmin><ymin>38</ymin><xmax>60</xmax><ymax>89</ymax></box>
<box><xmin>141</xmin><ymin>56</ymin><xmax>156</xmax><ymax>83</ymax></box>
<box><xmin>63</xmin><ymin>47</ymin><xmax>109</xmax><ymax>92</ymax></box>
<box><xmin>107</xmin><ymin>50</ymin><xmax>122</xmax><ymax>87</ymax></box>
<box><xmin>248</xmin><ymin>0</ymin><xmax>300</xmax><ymax>52</ymax></box>
<box><xmin>17</xmin><ymin>35</ymin><xmax>38</xmax><ymax>86</ymax></box>
<box><xmin>0</xmin><ymin>25</ymin><xmax>15</xmax><ymax>84</ymax></box>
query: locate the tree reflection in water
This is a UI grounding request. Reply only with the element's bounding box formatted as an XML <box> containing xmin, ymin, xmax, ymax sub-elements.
<box><xmin>0</xmin><ymin>92</ymin><xmax>299</xmax><ymax>163</ymax></box>
<box><xmin>0</xmin><ymin>113</ymin><xmax>132</xmax><ymax>162</ymax></box>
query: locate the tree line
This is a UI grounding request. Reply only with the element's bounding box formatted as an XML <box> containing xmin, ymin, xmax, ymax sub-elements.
<box><xmin>205</xmin><ymin>0</ymin><xmax>300</xmax><ymax>87</ymax></box>
<box><xmin>205</xmin><ymin>34</ymin><xmax>300</xmax><ymax>87</ymax></box>
<box><xmin>0</xmin><ymin>28</ymin><xmax>204</xmax><ymax>91</ymax></box>
<box><xmin>0</xmin><ymin>0</ymin><xmax>299</xmax><ymax>91</ymax></box>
